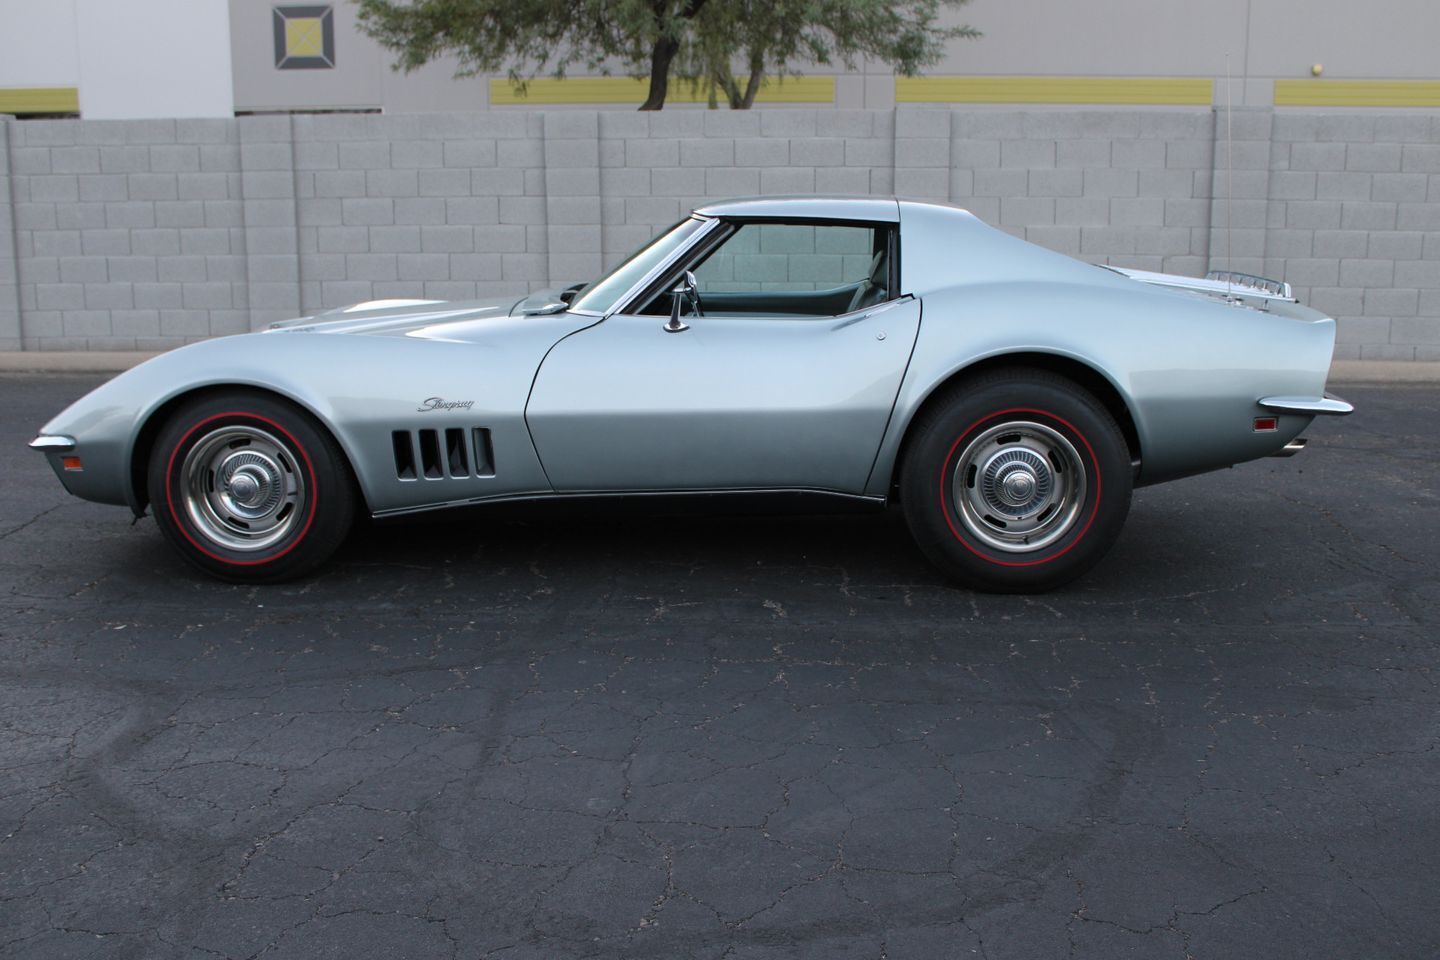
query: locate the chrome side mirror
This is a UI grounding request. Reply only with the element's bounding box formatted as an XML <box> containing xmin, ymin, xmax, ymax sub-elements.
<box><xmin>664</xmin><ymin>270</ymin><xmax>702</xmax><ymax>333</ymax></box>
<box><xmin>665</xmin><ymin>288</ymin><xmax>690</xmax><ymax>333</ymax></box>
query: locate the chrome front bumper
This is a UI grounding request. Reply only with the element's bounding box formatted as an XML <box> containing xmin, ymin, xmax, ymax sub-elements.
<box><xmin>29</xmin><ymin>434</ymin><xmax>77</xmax><ymax>452</ymax></box>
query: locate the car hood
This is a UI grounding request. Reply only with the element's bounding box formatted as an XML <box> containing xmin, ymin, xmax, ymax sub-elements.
<box><xmin>264</xmin><ymin>297</ymin><xmax>525</xmax><ymax>340</ymax></box>
<box><xmin>264</xmin><ymin>281</ymin><xmax>586</xmax><ymax>338</ymax></box>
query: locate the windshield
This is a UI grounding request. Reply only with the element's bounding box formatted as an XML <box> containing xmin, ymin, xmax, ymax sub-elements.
<box><xmin>571</xmin><ymin>217</ymin><xmax>706</xmax><ymax>314</ymax></box>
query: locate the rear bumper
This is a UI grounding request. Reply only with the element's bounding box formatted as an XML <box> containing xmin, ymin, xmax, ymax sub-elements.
<box><xmin>1257</xmin><ymin>392</ymin><xmax>1354</xmax><ymax>416</ymax></box>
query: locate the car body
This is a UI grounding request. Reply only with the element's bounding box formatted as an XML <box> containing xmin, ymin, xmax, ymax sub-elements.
<box><xmin>29</xmin><ymin>197</ymin><xmax>1351</xmax><ymax>590</ymax></box>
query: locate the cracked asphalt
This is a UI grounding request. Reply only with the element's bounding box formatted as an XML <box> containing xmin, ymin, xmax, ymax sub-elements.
<box><xmin>1</xmin><ymin>374</ymin><xmax>1437</xmax><ymax>960</ymax></box>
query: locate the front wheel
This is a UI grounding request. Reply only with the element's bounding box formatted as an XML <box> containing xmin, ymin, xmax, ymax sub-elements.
<box><xmin>899</xmin><ymin>370</ymin><xmax>1133</xmax><ymax>593</ymax></box>
<box><xmin>146</xmin><ymin>392</ymin><xmax>355</xmax><ymax>582</ymax></box>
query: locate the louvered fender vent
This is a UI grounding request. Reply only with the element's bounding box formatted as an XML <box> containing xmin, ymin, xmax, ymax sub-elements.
<box><xmin>392</xmin><ymin>428</ymin><xmax>495</xmax><ymax>480</ymax></box>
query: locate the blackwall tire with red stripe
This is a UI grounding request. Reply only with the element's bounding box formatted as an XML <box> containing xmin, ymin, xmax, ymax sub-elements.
<box><xmin>899</xmin><ymin>370</ymin><xmax>1132</xmax><ymax>593</ymax></box>
<box><xmin>146</xmin><ymin>392</ymin><xmax>356</xmax><ymax>583</ymax></box>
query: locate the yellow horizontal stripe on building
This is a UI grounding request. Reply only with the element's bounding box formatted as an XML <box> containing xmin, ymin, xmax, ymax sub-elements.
<box><xmin>896</xmin><ymin>76</ymin><xmax>1213</xmax><ymax>106</ymax></box>
<box><xmin>490</xmin><ymin>75</ymin><xmax>833</xmax><ymax>105</ymax></box>
<box><xmin>0</xmin><ymin>86</ymin><xmax>80</xmax><ymax>114</ymax></box>
<box><xmin>1274</xmin><ymin>79</ymin><xmax>1440</xmax><ymax>107</ymax></box>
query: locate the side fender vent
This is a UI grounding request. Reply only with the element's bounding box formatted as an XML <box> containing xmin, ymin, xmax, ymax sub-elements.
<box><xmin>473</xmin><ymin>428</ymin><xmax>495</xmax><ymax>477</ymax></box>
<box><xmin>417</xmin><ymin>429</ymin><xmax>444</xmax><ymax>479</ymax></box>
<box><xmin>444</xmin><ymin>428</ymin><xmax>468</xmax><ymax>477</ymax></box>
<box><xmin>392</xmin><ymin>431</ymin><xmax>416</xmax><ymax>481</ymax></box>
<box><xmin>393</xmin><ymin>427</ymin><xmax>496</xmax><ymax>480</ymax></box>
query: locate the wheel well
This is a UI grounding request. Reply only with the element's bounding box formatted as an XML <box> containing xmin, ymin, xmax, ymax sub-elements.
<box><xmin>129</xmin><ymin>385</ymin><xmax>361</xmax><ymax>516</ymax></box>
<box><xmin>891</xmin><ymin>353</ymin><xmax>1142</xmax><ymax>492</ymax></box>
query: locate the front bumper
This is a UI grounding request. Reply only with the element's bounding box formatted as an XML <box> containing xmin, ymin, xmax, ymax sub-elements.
<box><xmin>29</xmin><ymin>432</ymin><xmax>131</xmax><ymax>507</ymax></box>
<box><xmin>29</xmin><ymin>434</ymin><xmax>77</xmax><ymax>452</ymax></box>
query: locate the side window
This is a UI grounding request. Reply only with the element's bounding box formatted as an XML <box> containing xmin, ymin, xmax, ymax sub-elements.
<box><xmin>694</xmin><ymin>224</ymin><xmax>878</xmax><ymax>293</ymax></box>
<box><xmin>642</xmin><ymin>220</ymin><xmax>892</xmax><ymax>318</ymax></box>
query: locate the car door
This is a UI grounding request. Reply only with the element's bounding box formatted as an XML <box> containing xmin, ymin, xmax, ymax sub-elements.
<box><xmin>524</xmin><ymin>219</ymin><xmax>921</xmax><ymax>495</ymax></box>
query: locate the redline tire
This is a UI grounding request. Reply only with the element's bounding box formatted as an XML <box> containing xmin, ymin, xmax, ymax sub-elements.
<box><xmin>900</xmin><ymin>370</ymin><xmax>1132</xmax><ymax>593</ymax></box>
<box><xmin>146</xmin><ymin>392</ymin><xmax>355</xmax><ymax>583</ymax></box>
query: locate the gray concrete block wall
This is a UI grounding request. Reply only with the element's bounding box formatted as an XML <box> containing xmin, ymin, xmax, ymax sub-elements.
<box><xmin>1265</xmin><ymin>113</ymin><xmax>1440</xmax><ymax>360</ymax></box>
<box><xmin>1</xmin><ymin>108</ymin><xmax>1437</xmax><ymax>357</ymax></box>
<box><xmin>8</xmin><ymin>118</ymin><xmax>250</xmax><ymax>350</ymax></box>
<box><xmin>240</xmin><ymin>116</ymin><xmax>299</xmax><ymax>330</ymax></box>
<box><xmin>292</xmin><ymin>111</ymin><xmax>546</xmax><ymax>314</ymax></box>
<box><xmin>0</xmin><ymin>118</ymin><xmax>20</xmax><ymax>351</ymax></box>
<box><xmin>593</xmin><ymin>109</ymin><xmax>895</xmax><ymax>284</ymax></box>
<box><xmin>945</xmin><ymin>108</ymin><xmax>1216</xmax><ymax>278</ymax></box>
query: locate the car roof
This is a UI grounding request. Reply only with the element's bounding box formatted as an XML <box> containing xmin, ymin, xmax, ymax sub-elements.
<box><xmin>692</xmin><ymin>196</ymin><xmax>904</xmax><ymax>222</ymax></box>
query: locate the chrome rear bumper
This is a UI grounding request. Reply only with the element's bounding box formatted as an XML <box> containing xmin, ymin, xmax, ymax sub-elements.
<box><xmin>1257</xmin><ymin>393</ymin><xmax>1354</xmax><ymax>416</ymax></box>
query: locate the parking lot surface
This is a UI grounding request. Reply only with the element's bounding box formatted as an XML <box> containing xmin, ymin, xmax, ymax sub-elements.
<box><xmin>1</xmin><ymin>375</ymin><xmax>1437</xmax><ymax>960</ymax></box>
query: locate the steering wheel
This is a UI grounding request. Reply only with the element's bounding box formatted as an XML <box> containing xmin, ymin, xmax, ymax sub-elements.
<box><xmin>682</xmin><ymin>270</ymin><xmax>703</xmax><ymax>317</ymax></box>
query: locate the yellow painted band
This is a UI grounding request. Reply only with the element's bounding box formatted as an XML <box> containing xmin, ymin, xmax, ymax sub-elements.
<box><xmin>0</xmin><ymin>86</ymin><xmax>80</xmax><ymax>114</ymax></box>
<box><xmin>896</xmin><ymin>76</ymin><xmax>1213</xmax><ymax>105</ymax></box>
<box><xmin>1275</xmin><ymin>79</ymin><xmax>1440</xmax><ymax>107</ymax></box>
<box><xmin>490</xmin><ymin>75</ymin><xmax>834</xmax><ymax>105</ymax></box>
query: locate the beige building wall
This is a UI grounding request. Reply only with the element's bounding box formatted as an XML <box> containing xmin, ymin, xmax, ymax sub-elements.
<box><xmin>0</xmin><ymin>0</ymin><xmax>233</xmax><ymax>118</ymax></box>
<box><xmin>4</xmin><ymin>0</ymin><xmax>1437</xmax><ymax>116</ymax></box>
<box><xmin>226</xmin><ymin>0</ymin><xmax>1440</xmax><ymax>113</ymax></box>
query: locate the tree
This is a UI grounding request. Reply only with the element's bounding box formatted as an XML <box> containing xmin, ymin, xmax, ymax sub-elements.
<box><xmin>356</xmin><ymin>0</ymin><xmax>978</xmax><ymax>111</ymax></box>
<box><xmin>686</xmin><ymin>0</ymin><xmax>979</xmax><ymax>110</ymax></box>
<box><xmin>356</xmin><ymin>0</ymin><xmax>713</xmax><ymax>110</ymax></box>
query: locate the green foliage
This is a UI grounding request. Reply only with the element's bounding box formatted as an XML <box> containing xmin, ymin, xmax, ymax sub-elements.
<box><xmin>355</xmin><ymin>0</ymin><xmax>977</xmax><ymax>110</ymax></box>
<box><xmin>356</xmin><ymin>0</ymin><xmax>666</xmax><ymax>81</ymax></box>
<box><xmin>686</xmin><ymin>0</ymin><xmax>979</xmax><ymax>108</ymax></box>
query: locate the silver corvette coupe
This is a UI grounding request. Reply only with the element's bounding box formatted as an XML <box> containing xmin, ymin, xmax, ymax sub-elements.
<box><xmin>30</xmin><ymin>197</ymin><xmax>1351</xmax><ymax>592</ymax></box>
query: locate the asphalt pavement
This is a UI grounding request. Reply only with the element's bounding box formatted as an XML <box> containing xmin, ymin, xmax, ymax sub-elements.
<box><xmin>1</xmin><ymin>375</ymin><xmax>1437</xmax><ymax>960</ymax></box>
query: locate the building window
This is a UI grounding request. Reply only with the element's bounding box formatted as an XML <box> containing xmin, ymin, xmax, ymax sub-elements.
<box><xmin>273</xmin><ymin>6</ymin><xmax>335</xmax><ymax>70</ymax></box>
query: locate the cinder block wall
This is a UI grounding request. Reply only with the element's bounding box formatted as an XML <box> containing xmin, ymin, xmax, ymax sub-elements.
<box><xmin>2</xmin><ymin>108</ymin><xmax>1438</xmax><ymax>359</ymax></box>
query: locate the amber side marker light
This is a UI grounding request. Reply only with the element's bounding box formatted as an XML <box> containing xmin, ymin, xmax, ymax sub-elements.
<box><xmin>62</xmin><ymin>456</ymin><xmax>83</xmax><ymax>472</ymax></box>
<box><xmin>1253</xmin><ymin>417</ymin><xmax>1279</xmax><ymax>432</ymax></box>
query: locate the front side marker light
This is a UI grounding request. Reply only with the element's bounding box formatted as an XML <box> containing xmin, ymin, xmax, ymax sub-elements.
<box><xmin>62</xmin><ymin>456</ymin><xmax>83</xmax><ymax>472</ymax></box>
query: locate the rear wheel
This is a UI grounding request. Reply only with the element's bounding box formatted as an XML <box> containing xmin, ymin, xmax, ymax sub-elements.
<box><xmin>146</xmin><ymin>392</ymin><xmax>355</xmax><ymax>582</ymax></box>
<box><xmin>899</xmin><ymin>369</ymin><xmax>1132</xmax><ymax>592</ymax></box>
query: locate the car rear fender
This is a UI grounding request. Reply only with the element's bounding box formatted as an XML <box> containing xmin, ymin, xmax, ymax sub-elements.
<box><xmin>866</xmin><ymin>280</ymin><xmax>1337</xmax><ymax>496</ymax></box>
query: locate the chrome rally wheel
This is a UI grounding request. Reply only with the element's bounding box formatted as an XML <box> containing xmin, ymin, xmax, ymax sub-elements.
<box><xmin>949</xmin><ymin>420</ymin><xmax>1086</xmax><ymax>554</ymax></box>
<box><xmin>900</xmin><ymin>370</ymin><xmax>1132</xmax><ymax>593</ymax></box>
<box><xmin>180</xmin><ymin>424</ymin><xmax>307</xmax><ymax>552</ymax></box>
<box><xmin>147</xmin><ymin>393</ymin><xmax>355</xmax><ymax>582</ymax></box>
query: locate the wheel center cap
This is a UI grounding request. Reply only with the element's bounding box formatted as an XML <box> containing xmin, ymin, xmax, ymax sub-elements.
<box><xmin>228</xmin><ymin>471</ymin><xmax>263</xmax><ymax>506</ymax></box>
<box><xmin>1001</xmin><ymin>469</ymin><xmax>1036</xmax><ymax>504</ymax></box>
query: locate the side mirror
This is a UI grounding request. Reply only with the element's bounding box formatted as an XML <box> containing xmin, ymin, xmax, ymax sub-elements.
<box><xmin>664</xmin><ymin>270</ymin><xmax>701</xmax><ymax>333</ymax></box>
<box><xmin>665</xmin><ymin>289</ymin><xmax>690</xmax><ymax>333</ymax></box>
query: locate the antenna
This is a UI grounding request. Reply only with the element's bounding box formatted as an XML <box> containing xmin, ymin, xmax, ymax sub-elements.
<box><xmin>1225</xmin><ymin>53</ymin><xmax>1234</xmax><ymax>300</ymax></box>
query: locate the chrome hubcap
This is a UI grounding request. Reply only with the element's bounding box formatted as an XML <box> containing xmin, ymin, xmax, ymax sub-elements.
<box><xmin>951</xmin><ymin>421</ymin><xmax>1086</xmax><ymax>553</ymax></box>
<box><xmin>181</xmin><ymin>425</ymin><xmax>305</xmax><ymax>552</ymax></box>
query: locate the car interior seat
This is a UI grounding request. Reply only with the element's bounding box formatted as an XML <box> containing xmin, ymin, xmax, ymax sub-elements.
<box><xmin>847</xmin><ymin>250</ymin><xmax>890</xmax><ymax>313</ymax></box>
